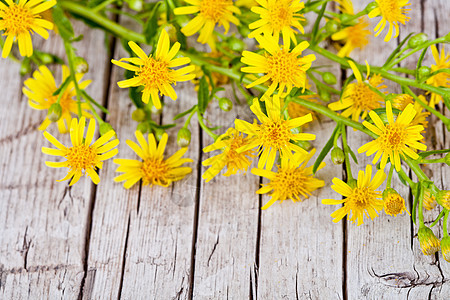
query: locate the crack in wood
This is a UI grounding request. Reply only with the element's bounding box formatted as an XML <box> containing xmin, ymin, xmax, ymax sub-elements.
<box><xmin>0</xmin><ymin>121</ymin><xmax>40</xmax><ymax>145</ymax></box>
<box><xmin>117</xmin><ymin>213</ymin><xmax>131</xmax><ymax>300</ymax></box>
<box><xmin>206</xmin><ymin>235</ymin><xmax>219</xmax><ymax>267</ymax></box>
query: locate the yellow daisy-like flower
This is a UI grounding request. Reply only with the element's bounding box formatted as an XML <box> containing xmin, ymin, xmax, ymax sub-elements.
<box><xmin>42</xmin><ymin>117</ymin><xmax>119</xmax><ymax>185</ymax></box>
<box><xmin>367</xmin><ymin>0</ymin><xmax>411</xmax><ymax>42</ymax></box>
<box><xmin>423</xmin><ymin>189</ymin><xmax>437</xmax><ymax>210</ymax></box>
<box><xmin>173</xmin><ymin>0</ymin><xmax>241</xmax><ymax>44</ymax></box>
<box><xmin>358</xmin><ymin>101</ymin><xmax>427</xmax><ymax>172</ymax></box>
<box><xmin>111</xmin><ymin>30</ymin><xmax>195</xmax><ymax>110</ymax></box>
<box><xmin>248</xmin><ymin>0</ymin><xmax>305</xmax><ymax>47</ymax></box>
<box><xmin>0</xmin><ymin>0</ymin><xmax>56</xmax><ymax>58</ymax></box>
<box><xmin>438</xmin><ymin>190</ymin><xmax>450</xmax><ymax>210</ymax></box>
<box><xmin>418</xmin><ymin>226</ymin><xmax>440</xmax><ymax>255</ymax></box>
<box><xmin>252</xmin><ymin>149</ymin><xmax>325</xmax><ymax>209</ymax></box>
<box><xmin>23</xmin><ymin>65</ymin><xmax>92</xmax><ymax>134</ymax></box>
<box><xmin>382</xmin><ymin>188</ymin><xmax>409</xmax><ymax>216</ymax></box>
<box><xmin>202</xmin><ymin>128</ymin><xmax>256</xmax><ymax>182</ymax></box>
<box><xmin>241</xmin><ymin>34</ymin><xmax>315</xmax><ymax>99</ymax></box>
<box><xmin>114</xmin><ymin>131</ymin><xmax>193</xmax><ymax>188</ymax></box>
<box><xmin>322</xmin><ymin>165</ymin><xmax>386</xmax><ymax>226</ymax></box>
<box><xmin>234</xmin><ymin>95</ymin><xmax>315</xmax><ymax>170</ymax></box>
<box><xmin>328</xmin><ymin>61</ymin><xmax>387</xmax><ymax>122</ymax></box>
<box><xmin>426</xmin><ymin>45</ymin><xmax>450</xmax><ymax>107</ymax></box>
<box><xmin>391</xmin><ymin>94</ymin><xmax>429</xmax><ymax>129</ymax></box>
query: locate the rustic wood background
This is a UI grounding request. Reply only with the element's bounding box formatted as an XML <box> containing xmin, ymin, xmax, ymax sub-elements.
<box><xmin>0</xmin><ymin>0</ymin><xmax>449</xmax><ymax>299</ymax></box>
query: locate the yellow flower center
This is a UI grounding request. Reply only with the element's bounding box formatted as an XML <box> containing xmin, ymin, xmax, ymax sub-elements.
<box><xmin>271</xmin><ymin>167</ymin><xmax>309</xmax><ymax>200</ymax></box>
<box><xmin>138</xmin><ymin>57</ymin><xmax>174</xmax><ymax>89</ymax></box>
<box><xmin>265</xmin><ymin>50</ymin><xmax>304</xmax><ymax>84</ymax></box>
<box><xmin>384</xmin><ymin>193</ymin><xmax>405</xmax><ymax>216</ymax></box>
<box><xmin>223</xmin><ymin>134</ymin><xmax>254</xmax><ymax>174</ymax></box>
<box><xmin>348</xmin><ymin>82</ymin><xmax>383</xmax><ymax>112</ymax></box>
<box><xmin>1</xmin><ymin>4</ymin><xmax>35</xmax><ymax>35</ymax></box>
<box><xmin>346</xmin><ymin>21</ymin><xmax>370</xmax><ymax>48</ymax></box>
<box><xmin>267</xmin><ymin>2</ymin><xmax>294</xmax><ymax>32</ymax></box>
<box><xmin>379</xmin><ymin>123</ymin><xmax>407</xmax><ymax>151</ymax></box>
<box><xmin>141</xmin><ymin>158</ymin><xmax>170</xmax><ymax>185</ymax></box>
<box><xmin>66</xmin><ymin>145</ymin><xmax>99</xmax><ymax>171</ymax></box>
<box><xmin>376</xmin><ymin>0</ymin><xmax>409</xmax><ymax>23</ymax></box>
<box><xmin>347</xmin><ymin>187</ymin><xmax>379</xmax><ymax>209</ymax></box>
<box><xmin>199</xmin><ymin>0</ymin><xmax>231</xmax><ymax>23</ymax></box>
<box><xmin>259</xmin><ymin>120</ymin><xmax>292</xmax><ymax>149</ymax></box>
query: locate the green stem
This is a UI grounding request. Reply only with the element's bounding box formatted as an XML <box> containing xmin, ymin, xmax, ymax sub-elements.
<box><xmin>63</xmin><ymin>41</ymin><xmax>83</xmax><ymax>117</ymax></box>
<box><xmin>444</xmin><ymin>210</ymin><xmax>449</xmax><ymax>237</ymax></box>
<box><xmin>419</xmin><ymin>158</ymin><xmax>446</xmax><ymax>164</ymax></box>
<box><xmin>386</xmin><ymin>164</ymin><xmax>394</xmax><ymax>188</ymax></box>
<box><xmin>184</xmin><ymin>106</ymin><xmax>197</xmax><ymax>128</ymax></box>
<box><xmin>197</xmin><ymin>111</ymin><xmax>219</xmax><ymax>140</ymax></box>
<box><xmin>91</xmin><ymin>0</ymin><xmax>116</xmax><ymax>13</ymax></box>
<box><xmin>418</xmin><ymin>182</ymin><xmax>425</xmax><ymax>226</ymax></box>
<box><xmin>86</xmin><ymin>101</ymin><xmax>104</xmax><ymax>125</ymax></box>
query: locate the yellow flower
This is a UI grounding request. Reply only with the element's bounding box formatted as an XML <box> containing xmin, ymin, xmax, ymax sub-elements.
<box><xmin>174</xmin><ymin>0</ymin><xmax>241</xmax><ymax>44</ymax></box>
<box><xmin>248</xmin><ymin>0</ymin><xmax>305</xmax><ymax>47</ymax></box>
<box><xmin>328</xmin><ymin>61</ymin><xmax>387</xmax><ymax>122</ymax></box>
<box><xmin>202</xmin><ymin>128</ymin><xmax>256</xmax><ymax>182</ymax></box>
<box><xmin>42</xmin><ymin>117</ymin><xmax>119</xmax><ymax>185</ymax></box>
<box><xmin>358</xmin><ymin>101</ymin><xmax>427</xmax><ymax>171</ymax></box>
<box><xmin>252</xmin><ymin>149</ymin><xmax>325</xmax><ymax>209</ymax></box>
<box><xmin>441</xmin><ymin>236</ymin><xmax>450</xmax><ymax>262</ymax></box>
<box><xmin>423</xmin><ymin>189</ymin><xmax>437</xmax><ymax>210</ymax></box>
<box><xmin>417</xmin><ymin>226</ymin><xmax>440</xmax><ymax>255</ymax></box>
<box><xmin>0</xmin><ymin>0</ymin><xmax>56</xmax><ymax>58</ymax></box>
<box><xmin>286</xmin><ymin>96</ymin><xmax>319</xmax><ymax>124</ymax></box>
<box><xmin>114</xmin><ymin>131</ymin><xmax>193</xmax><ymax>188</ymax></box>
<box><xmin>322</xmin><ymin>165</ymin><xmax>386</xmax><ymax>226</ymax></box>
<box><xmin>438</xmin><ymin>190</ymin><xmax>450</xmax><ymax>210</ymax></box>
<box><xmin>382</xmin><ymin>188</ymin><xmax>409</xmax><ymax>216</ymax></box>
<box><xmin>241</xmin><ymin>34</ymin><xmax>315</xmax><ymax>99</ymax></box>
<box><xmin>391</xmin><ymin>94</ymin><xmax>429</xmax><ymax>129</ymax></box>
<box><xmin>235</xmin><ymin>95</ymin><xmax>315</xmax><ymax>170</ymax></box>
<box><xmin>111</xmin><ymin>30</ymin><xmax>195</xmax><ymax>110</ymax></box>
<box><xmin>426</xmin><ymin>45</ymin><xmax>450</xmax><ymax>106</ymax></box>
<box><xmin>368</xmin><ymin>0</ymin><xmax>411</xmax><ymax>42</ymax></box>
<box><xmin>23</xmin><ymin>65</ymin><xmax>92</xmax><ymax>133</ymax></box>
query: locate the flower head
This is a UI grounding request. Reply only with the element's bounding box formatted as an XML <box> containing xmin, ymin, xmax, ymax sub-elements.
<box><xmin>322</xmin><ymin>165</ymin><xmax>386</xmax><ymax>225</ymax></box>
<box><xmin>391</xmin><ymin>94</ymin><xmax>429</xmax><ymax>129</ymax></box>
<box><xmin>42</xmin><ymin>117</ymin><xmax>119</xmax><ymax>185</ymax></box>
<box><xmin>417</xmin><ymin>226</ymin><xmax>440</xmax><ymax>255</ymax></box>
<box><xmin>438</xmin><ymin>190</ymin><xmax>450</xmax><ymax>210</ymax></box>
<box><xmin>329</xmin><ymin>61</ymin><xmax>387</xmax><ymax>122</ymax></box>
<box><xmin>111</xmin><ymin>30</ymin><xmax>195</xmax><ymax>110</ymax></box>
<box><xmin>23</xmin><ymin>65</ymin><xmax>92</xmax><ymax>133</ymax></box>
<box><xmin>368</xmin><ymin>0</ymin><xmax>411</xmax><ymax>42</ymax></box>
<box><xmin>114</xmin><ymin>131</ymin><xmax>193</xmax><ymax>188</ymax></box>
<box><xmin>426</xmin><ymin>45</ymin><xmax>450</xmax><ymax>106</ymax></box>
<box><xmin>241</xmin><ymin>34</ymin><xmax>315</xmax><ymax>99</ymax></box>
<box><xmin>423</xmin><ymin>189</ymin><xmax>437</xmax><ymax>210</ymax></box>
<box><xmin>174</xmin><ymin>0</ymin><xmax>241</xmax><ymax>44</ymax></box>
<box><xmin>382</xmin><ymin>188</ymin><xmax>408</xmax><ymax>216</ymax></box>
<box><xmin>0</xmin><ymin>0</ymin><xmax>56</xmax><ymax>58</ymax></box>
<box><xmin>441</xmin><ymin>236</ymin><xmax>450</xmax><ymax>263</ymax></box>
<box><xmin>358</xmin><ymin>101</ymin><xmax>427</xmax><ymax>171</ymax></box>
<box><xmin>235</xmin><ymin>95</ymin><xmax>315</xmax><ymax>170</ymax></box>
<box><xmin>252</xmin><ymin>149</ymin><xmax>325</xmax><ymax>209</ymax></box>
<box><xmin>202</xmin><ymin>128</ymin><xmax>256</xmax><ymax>182</ymax></box>
<box><xmin>248</xmin><ymin>0</ymin><xmax>305</xmax><ymax>47</ymax></box>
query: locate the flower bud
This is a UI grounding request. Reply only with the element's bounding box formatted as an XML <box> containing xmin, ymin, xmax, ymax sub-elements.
<box><xmin>365</xmin><ymin>2</ymin><xmax>378</xmax><ymax>13</ymax></box>
<box><xmin>417</xmin><ymin>226</ymin><xmax>440</xmax><ymax>255</ymax></box>
<box><xmin>417</xmin><ymin>66</ymin><xmax>431</xmax><ymax>79</ymax></box>
<box><xmin>238</xmin><ymin>25</ymin><xmax>251</xmax><ymax>37</ymax></box>
<box><xmin>177</xmin><ymin>127</ymin><xmax>191</xmax><ymax>147</ymax></box>
<box><xmin>136</xmin><ymin>122</ymin><xmax>149</xmax><ymax>134</ymax></box>
<box><xmin>132</xmin><ymin>108</ymin><xmax>146</xmax><ymax>122</ymax></box>
<box><xmin>445</xmin><ymin>153</ymin><xmax>450</xmax><ymax>166</ymax></box>
<box><xmin>219</xmin><ymin>97</ymin><xmax>233</xmax><ymax>112</ymax></box>
<box><xmin>228</xmin><ymin>36</ymin><xmax>245</xmax><ymax>52</ymax></box>
<box><xmin>408</xmin><ymin>33</ymin><xmax>429</xmax><ymax>49</ymax></box>
<box><xmin>382</xmin><ymin>188</ymin><xmax>408</xmax><ymax>216</ymax></box>
<box><xmin>322</xmin><ymin>72</ymin><xmax>337</xmax><ymax>85</ymax></box>
<box><xmin>340</xmin><ymin>14</ymin><xmax>358</xmax><ymax>26</ymax></box>
<box><xmin>437</xmin><ymin>190</ymin><xmax>450</xmax><ymax>210</ymax></box>
<box><xmin>39</xmin><ymin>53</ymin><xmax>54</xmax><ymax>65</ymax></box>
<box><xmin>128</xmin><ymin>0</ymin><xmax>143</xmax><ymax>11</ymax></box>
<box><xmin>20</xmin><ymin>59</ymin><xmax>31</xmax><ymax>76</ymax></box>
<box><xmin>441</xmin><ymin>236</ymin><xmax>450</xmax><ymax>262</ymax></box>
<box><xmin>100</xmin><ymin>122</ymin><xmax>116</xmax><ymax>137</ymax></box>
<box><xmin>423</xmin><ymin>189</ymin><xmax>437</xmax><ymax>210</ymax></box>
<box><xmin>331</xmin><ymin>147</ymin><xmax>345</xmax><ymax>165</ymax></box>
<box><xmin>48</xmin><ymin>103</ymin><xmax>63</xmax><ymax>122</ymax></box>
<box><xmin>319</xmin><ymin>89</ymin><xmax>331</xmax><ymax>101</ymax></box>
<box><xmin>154</xmin><ymin>128</ymin><xmax>165</xmax><ymax>141</ymax></box>
<box><xmin>325</xmin><ymin>20</ymin><xmax>340</xmax><ymax>34</ymax></box>
<box><xmin>74</xmin><ymin>57</ymin><xmax>89</xmax><ymax>74</ymax></box>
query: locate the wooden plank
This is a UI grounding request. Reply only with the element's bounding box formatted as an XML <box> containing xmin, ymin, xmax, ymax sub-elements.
<box><xmin>0</xmin><ymin>22</ymin><xmax>110</xmax><ymax>299</ymax></box>
<box><xmin>192</xmin><ymin>87</ymin><xmax>260</xmax><ymax>298</ymax></box>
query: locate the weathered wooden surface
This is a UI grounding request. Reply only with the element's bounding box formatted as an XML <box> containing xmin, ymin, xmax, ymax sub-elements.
<box><xmin>0</xmin><ymin>1</ymin><xmax>449</xmax><ymax>299</ymax></box>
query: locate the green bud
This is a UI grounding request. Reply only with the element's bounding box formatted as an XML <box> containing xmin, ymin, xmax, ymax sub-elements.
<box><xmin>364</xmin><ymin>2</ymin><xmax>378</xmax><ymax>14</ymax></box>
<box><xmin>74</xmin><ymin>57</ymin><xmax>89</xmax><ymax>74</ymax></box>
<box><xmin>238</xmin><ymin>25</ymin><xmax>251</xmax><ymax>38</ymax></box>
<box><xmin>445</xmin><ymin>153</ymin><xmax>450</xmax><ymax>166</ymax></box>
<box><xmin>177</xmin><ymin>127</ymin><xmax>191</xmax><ymax>147</ymax></box>
<box><xmin>228</xmin><ymin>36</ymin><xmax>245</xmax><ymax>52</ymax></box>
<box><xmin>331</xmin><ymin>147</ymin><xmax>345</xmax><ymax>165</ymax></box>
<box><xmin>154</xmin><ymin>128</ymin><xmax>165</xmax><ymax>141</ymax></box>
<box><xmin>39</xmin><ymin>53</ymin><xmax>54</xmax><ymax>65</ymax></box>
<box><xmin>218</xmin><ymin>97</ymin><xmax>233</xmax><ymax>112</ymax></box>
<box><xmin>136</xmin><ymin>122</ymin><xmax>149</xmax><ymax>134</ymax></box>
<box><xmin>20</xmin><ymin>59</ymin><xmax>31</xmax><ymax>76</ymax></box>
<box><xmin>48</xmin><ymin>103</ymin><xmax>63</xmax><ymax>122</ymax></box>
<box><xmin>296</xmin><ymin>140</ymin><xmax>312</xmax><ymax>151</ymax></box>
<box><xmin>340</xmin><ymin>14</ymin><xmax>358</xmax><ymax>26</ymax></box>
<box><xmin>100</xmin><ymin>122</ymin><xmax>116</xmax><ymax>137</ymax></box>
<box><xmin>417</xmin><ymin>66</ymin><xmax>431</xmax><ymax>79</ymax></box>
<box><xmin>417</xmin><ymin>226</ymin><xmax>440</xmax><ymax>255</ymax></box>
<box><xmin>408</xmin><ymin>33</ymin><xmax>429</xmax><ymax>49</ymax></box>
<box><xmin>441</xmin><ymin>236</ymin><xmax>450</xmax><ymax>262</ymax></box>
<box><xmin>319</xmin><ymin>89</ymin><xmax>331</xmax><ymax>102</ymax></box>
<box><xmin>127</xmin><ymin>0</ymin><xmax>143</xmax><ymax>11</ymax></box>
<box><xmin>325</xmin><ymin>20</ymin><xmax>340</xmax><ymax>34</ymax></box>
<box><xmin>322</xmin><ymin>72</ymin><xmax>337</xmax><ymax>85</ymax></box>
<box><xmin>132</xmin><ymin>108</ymin><xmax>146</xmax><ymax>122</ymax></box>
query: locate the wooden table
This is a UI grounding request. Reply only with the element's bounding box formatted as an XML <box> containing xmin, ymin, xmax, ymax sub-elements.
<box><xmin>1</xmin><ymin>1</ymin><xmax>449</xmax><ymax>298</ymax></box>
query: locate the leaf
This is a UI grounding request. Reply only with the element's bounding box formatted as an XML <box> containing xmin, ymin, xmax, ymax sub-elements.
<box><xmin>143</xmin><ymin>2</ymin><xmax>162</xmax><ymax>44</ymax></box>
<box><xmin>346</xmin><ymin>145</ymin><xmax>358</xmax><ymax>164</ymax></box>
<box><xmin>311</xmin><ymin>2</ymin><xmax>327</xmax><ymax>46</ymax></box>
<box><xmin>198</xmin><ymin>77</ymin><xmax>209</xmax><ymax>114</ymax></box>
<box><xmin>174</xmin><ymin>105</ymin><xmax>197</xmax><ymax>120</ymax></box>
<box><xmin>52</xmin><ymin>76</ymin><xmax>72</xmax><ymax>96</ymax></box>
<box><xmin>313</xmin><ymin>125</ymin><xmax>340</xmax><ymax>174</ymax></box>
<box><xmin>52</xmin><ymin>4</ymin><xmax>74</xmax><ymax>42</ymax></box>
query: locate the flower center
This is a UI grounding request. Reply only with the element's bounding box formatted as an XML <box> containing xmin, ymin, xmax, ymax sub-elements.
<box><xmin>348</xmin><ymin>82</ymin><xmax>383</xmax><ymax>112</ymax></box>
<box><xmin>265</xmin><ymin>50</ymin><xmax>304</xmax><ymax>84</ymax></box>
<box><xmin>379</xmin><ymin>124</ymin><xmax>407</xmax><ymax>151</ymax></box>
<box><xmin>272</xmin><ymin>167</ymin><xmax>309</xmax><ymax>200</ymax></box>
<box><xmin>346</xmin><ymin>21</ymin><xmax>370</xmax><ymax>48</ymax></box>
<box><xmin>199</xmin><ymin>0</ymin><xmax>231</xmax><ymax>23</ymax></box>
<box><xmin>46</xmin><ymin>91</ymin><xmax>75</xmax><ymax>112</ymax></box>
<box><xmin>1</xmin><ymin>4</ymin><xmax>35</xmax><ymax>35</ymax></box>
<box><xmin>259</xmin><ymin>120</ymin><xmax>292</xmax><ymax>149</ymax></box>
<box><xmin>377</xmin><ymin>0</ymin><xmax>409</xmax><ymax>23</ymax></box>
<box><xmin>384</xmin><ymin>194</ymin><xmax>404</xmax><ymax>215</ymax></box>
<box><xmin>347</xmin><ymin>187</ymin><xmax>378</xmax><ymax>208</ymax></box>
<box><xmin>65</xmin><ymin>145</ymin><xmax>99</xmax><ymax>171</ymax></box>
<box><xmin>137</xmin><ymin>57</ymin><xmax>174</xmax><ymax>89</ymax></box>
<box><xmin>267</xmin><ymin>3</ymin><xmax>293</xmax><ymax>32</ymax></box>
<box><xmin>141</xmin><ymin>158</ymin><xmax>169</xmax><ymax>185</ymax></box>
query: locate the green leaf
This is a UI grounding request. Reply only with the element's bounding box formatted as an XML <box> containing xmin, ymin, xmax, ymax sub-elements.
<box><xmin>415</xmin><ymin>47</ymin><xmax>428</xmax><ymax>80</ymax></box>
<box><xmin>52</xmin><ymin>76</ymin><xmax>72</xmax><ymax>96</ymax></box>
<box><xmin>346</xmin><ymin>145</ymin><xmax>358</xmax><ymax>164</ymax></box>
<box><xmin>143</xmin><ymin>2</ymin><xmax>162</xmax><ymax>44</ymax></box>
<box><xmin>198</xmin><ymin>76</ymin><xmax>209</xmax><ymax>114</ymax></box>
<box><xmin>311</xmin><ymin>2</ymin><xmax>327</xmax><ymax>46</ymax></box>
<box><xmin>313</xmin><ymin>125</ymin><xmax>340</xmax><ymax>174</ymax></box>
<box><xmin>174</xmin><ymin>105</ymin><xmax>197</xmax><ymax>120</ymax></box>
<box><xmin>52</xmin><ymin>4</ymin><xmax>74</xmax><ymax>42</ymax></box>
